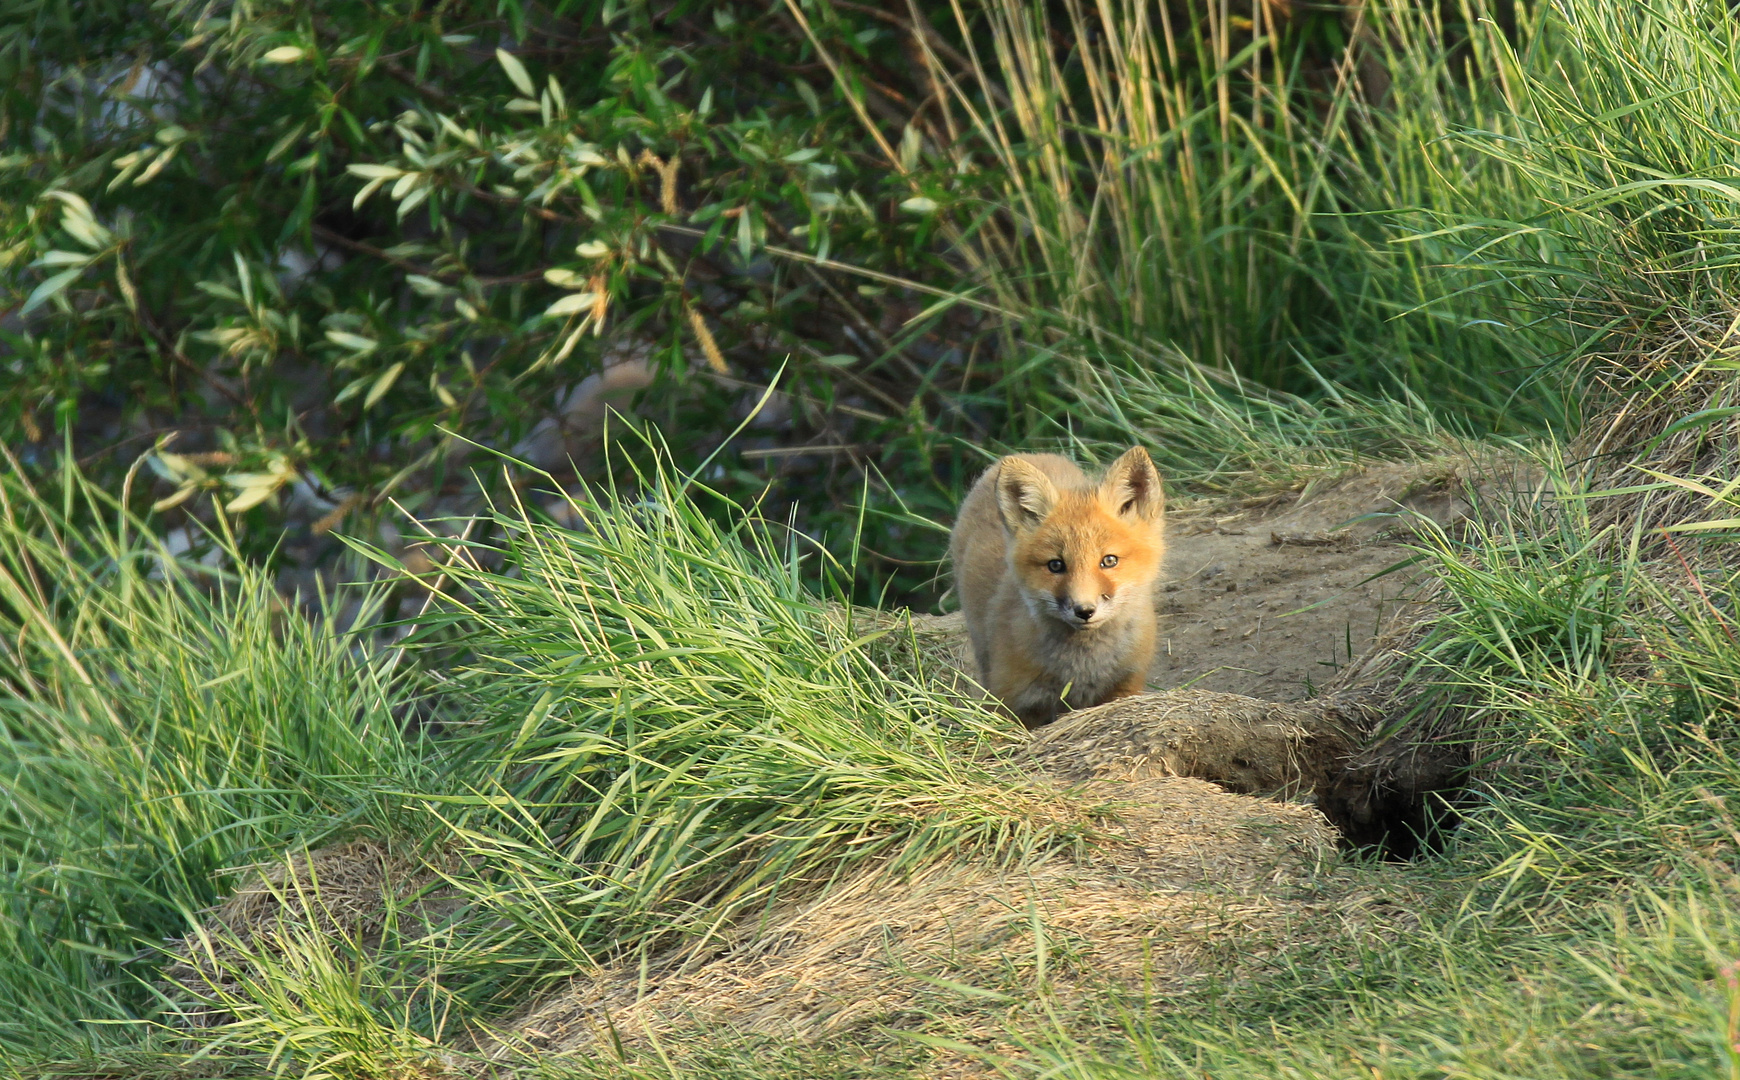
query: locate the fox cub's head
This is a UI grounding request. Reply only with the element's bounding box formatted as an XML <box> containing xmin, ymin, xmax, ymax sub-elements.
<box><xmin>996</xmin><ymin>447</ymin><xmax>1166</xmax><ymax>631</ymax></box>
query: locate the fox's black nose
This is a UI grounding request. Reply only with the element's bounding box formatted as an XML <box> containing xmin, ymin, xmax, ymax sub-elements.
<box><xmin>1073</xmin><ymin>603</ymin><xmax>1096</xmax><ymax>620</ymax></box>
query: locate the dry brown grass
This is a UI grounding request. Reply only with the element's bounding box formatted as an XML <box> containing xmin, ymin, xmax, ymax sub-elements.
<box><xmin>159</xmin><ymin>840</ymin><xmax>460</xmax><ymax>1028</ymax></box>
<box><xmin>1575</xmin><ymin>314</ymin><xmax>1740</xmax><ymax>542</ymax></box>
<box><xmin>475</xmin><ymin>776</ymin><xmax>1339</xmax><ymax>1066</ymax></box>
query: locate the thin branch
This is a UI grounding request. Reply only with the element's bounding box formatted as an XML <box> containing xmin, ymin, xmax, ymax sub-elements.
<box><xmin>311</xmin><ymin>223</ymin><xmax>541</xmax><ymax>286</ymax></box>
<box><xmin>831</xmin><ymin>0</ymin><xmax>1010</xmax><ymax>108</ymax></box>
<box><xmin>377</xmin><ymin>58</ymin><xmax>457</xmax><ymax>108</ymax></box>
<box><xmin>139</xmin><ymin>314</ymin><xmax>250</xmax><ymax>410</ymax></box>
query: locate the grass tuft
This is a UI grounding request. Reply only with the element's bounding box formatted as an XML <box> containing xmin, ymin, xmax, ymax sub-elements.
<box><xmin>0</xmin><ymin>461</ymin><xmax>432</xmax><ymax>1058</ymax></box>
<box><xmin>340</xmin><ymin>445</ymin><xmax>1075</xmax><ymax>1012</ymax></box>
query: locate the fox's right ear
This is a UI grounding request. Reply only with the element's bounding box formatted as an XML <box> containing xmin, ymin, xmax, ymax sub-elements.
<box><xmin>996</xmin><ymin>457</ymin><xmax>1057</xmax><ymax>534</ymax></box>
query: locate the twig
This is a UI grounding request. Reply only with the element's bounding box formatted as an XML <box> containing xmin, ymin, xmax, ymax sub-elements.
<box><xmin>832</xmin><ymin>0</ymin><xmax>1010</xmax><ymax>108</ymax></box>
<box><xmin>311</xmin><ymin>224</ymin><xmax>541</xmax><ymax>286</ymax></box>
<box><xmin>377</xmin><ymin>58</ymin><xmax>457</xmax><ymax>108</ymax></box>
<box><xmin>139</xmin><ymin>313</ymin><xmax>250</xmax><ymax>410</ymax></box>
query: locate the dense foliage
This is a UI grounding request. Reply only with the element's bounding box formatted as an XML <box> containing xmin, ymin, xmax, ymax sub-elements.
<box><xmin>3</xmin><ymin>1</ymin><xmax>1005</xmax><ymax>600</ymax></box>
<box><xmin>2</xmin><ymin>0</ymin><xmax>1560</xmax><ymax>605</ymax></box>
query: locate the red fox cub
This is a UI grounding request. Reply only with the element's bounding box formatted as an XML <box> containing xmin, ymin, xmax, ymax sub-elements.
<box><xmin>950</xmin><ymin>448</ymin><xmax>1166</xmax><ymax>729</ymax></box>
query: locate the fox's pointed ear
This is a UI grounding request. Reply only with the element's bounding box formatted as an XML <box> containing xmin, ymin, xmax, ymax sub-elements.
<box><xmin>1100</xmin><ymin>446</ymin><xmax>1164</xmax><ymax>522</ymax></box>
<box><xmin>996</xmin><ymin>457</ymin><xmax>1058</xmax><ymax>534</ymax></box>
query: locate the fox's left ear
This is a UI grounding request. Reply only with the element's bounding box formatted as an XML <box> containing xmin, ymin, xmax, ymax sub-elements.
<box><xmin>1100</xmin><ymin>446</ymin><xmax>1164</xmax><ymax>522</ymax></box>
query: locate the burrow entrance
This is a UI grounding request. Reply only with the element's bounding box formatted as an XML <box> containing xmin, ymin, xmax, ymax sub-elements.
<box><xmin>920</xmin><ymin>455</ymin><xmax>1536</xmax><ymax>859</ymax></box>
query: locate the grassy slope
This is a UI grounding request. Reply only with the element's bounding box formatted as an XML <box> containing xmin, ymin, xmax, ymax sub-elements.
<box><xmin>9</xmin><ymin>0</ymin><xmax>1740</xmax><ymax>1077</ymax></box>
<box><xmin>961</xmin><ymin>1</ymin><xmax>1740</xmax><ymax>1073</ymax></box>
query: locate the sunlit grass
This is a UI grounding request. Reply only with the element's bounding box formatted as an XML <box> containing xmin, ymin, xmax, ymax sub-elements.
<box><xmin>359</xmin><ymin>449</ymin><xmax>1067</xmax><ymax>1010</ymax></box>
<box><xmin>918</xmin><ymin>0</ymin><xmax>1566</xmax><ymax>444</ymax></box>
<box><xmin>0</xmin><ymin>463</ymin><xmax>430</xmax><ymax>1058</ymax></box>
<box><xmin>14</xmin><ymin>0</ymin><xmax>1740</xmax><ymax>1076</ymax></box>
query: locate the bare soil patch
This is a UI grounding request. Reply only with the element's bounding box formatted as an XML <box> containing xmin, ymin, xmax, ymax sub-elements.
<box><xmin>914</xmin><ymin>455</ymin><xmax>1525</xmax><ymax>705</ymax></box>
<box><xmin>912</xmin><ymin>455</ymin><xmax>1527</xmax><ymax>705</ymax></box>
<box><xmin>1153</xmin><ymin>460</ymin><xmax>1475</xmax><ymax>701</ymax></box>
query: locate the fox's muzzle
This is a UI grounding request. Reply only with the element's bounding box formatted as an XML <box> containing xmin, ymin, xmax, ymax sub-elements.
<box><xmin>1053</xmin><ymin>590</ymin><xmax>1108</xmax><ymax>628</ymax></box>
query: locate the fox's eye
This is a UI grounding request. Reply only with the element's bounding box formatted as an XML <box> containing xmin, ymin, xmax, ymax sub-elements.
<box><xmin>1100</xmin><ymin>554</ymin><xmax>1119</xmax><ymax>569</ymax></box>
<box><xmin>1046</xmin><ymin>558</ymin><xmax>1066</xmax><ymax>574</ymax></box>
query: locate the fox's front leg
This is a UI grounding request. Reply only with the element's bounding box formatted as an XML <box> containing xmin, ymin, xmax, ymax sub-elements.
<box><xmin>1106</xmin><ymin>668</ymin><xmax>1149</xmax><ymax>701</ymax></box>
<box><xmin>1008</xmin><ymin>683</ymin><xmax>1065</xmax><ymax>730</ymax></box>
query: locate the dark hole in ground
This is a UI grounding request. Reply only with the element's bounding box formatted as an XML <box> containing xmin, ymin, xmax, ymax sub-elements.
<box><xmin>1317</xmin><ymin>743</ymin><xmax>1473</xmax><ymax>860</ymax></box>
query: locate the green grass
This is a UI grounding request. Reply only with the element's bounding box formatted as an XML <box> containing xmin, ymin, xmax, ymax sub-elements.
<box><xmin>0</xmin><ymin>464</ymin><xmax>434</xmax><ymax>1059</ymax></box>
<box><xmin>13</xmin><ymin>0</ymin><xmax>1740</xmax><ymax>1076</ymax></box>
<box><xmin>894</xmin><ymin>0</ymin><xmax>1570</xmax><ymax>448</ymax></box>
<box><xmin>0</xmin><ymin>483</ymin><xmax>438</xmax><ymax>1064</ymax></box>
<box><xmin>0</xmin><ymin>443</ymin><xmax>1082</xmax><ymax>1073</ymax></box>
<box><xmin>347</xmin><ymin>448</ymin><xmax>1068</xmax><ymax>1014</ymax></box>
<box><xmin>15</xmin><ymin>439</ymin><xmax>1740</xmax><ymax>1080</ymax></box>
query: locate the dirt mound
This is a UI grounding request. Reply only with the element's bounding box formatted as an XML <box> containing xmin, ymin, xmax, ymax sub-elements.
<box><xmin>1020</xmin><ymin>689</ymin><xmax>1359</xmax><ymax>794</ymax></box>
<box><xmin>477</xmin><ymin>458</ymin><xmax>1494</xmax><ymax>1059</ymax></box>
<box><xmin>901</xmin><ymin>456</ymin><xmax>1509</xmax><ymax>853</ymax></box>
<box><xmin>163</xmin><ymin>456</ymin><xmax>1508</xmax><ymax>1067</ymax></box>
<box><xmin>1019</xmin><ymin>685</ymin><xmax>1458</xmax><ymax>856</ymax></box>
<box><xmin>483</xmin><ymin>777</ymin><xmax>1337</xmax><ymax>1061</ymax></box>
<box><xmin>159</xmin><ymin>840</ymin><xmax>458</xmax><ymax>1027</ymax></box>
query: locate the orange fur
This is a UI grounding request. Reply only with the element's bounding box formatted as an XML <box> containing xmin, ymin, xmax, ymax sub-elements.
<box><xmin>949</xmin><ymin>448</ymin><xmax>1167</xmax><ymax>729</ymax></box>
